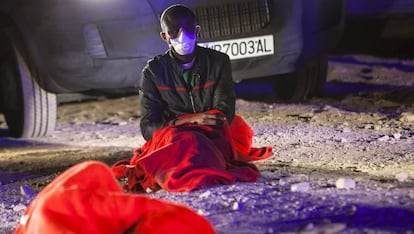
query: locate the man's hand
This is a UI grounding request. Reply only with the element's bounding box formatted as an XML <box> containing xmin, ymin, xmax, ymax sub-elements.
<box><xmin>173</xmin><ymin>112</ymin><xmax>226</xmax><ymax>126</ymax></box>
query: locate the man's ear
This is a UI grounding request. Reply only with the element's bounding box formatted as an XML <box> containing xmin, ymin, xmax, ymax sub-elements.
<box><xmin>196</xmin><ymin>25</ymin><xmax>201</xmax><ymax>37</ymax></box>
<box><xmin>160</xmin><ymin>32</ymin><xmax>168</xmax><ymax>42</ymax></box>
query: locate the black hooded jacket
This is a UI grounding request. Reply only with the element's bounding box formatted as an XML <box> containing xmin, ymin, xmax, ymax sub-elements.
<box><xmin>139</xmin><ymin>46</ymin><xmax>236</xmax><ymax>140</ymax></box>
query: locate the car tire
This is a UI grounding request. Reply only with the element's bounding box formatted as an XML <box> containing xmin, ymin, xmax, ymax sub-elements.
<box><xmin>0</xmin><ymin>29</ymin><xmax>57</xmax><ymax>138</ymax></box>
<box><xmin>273</xmin><ymin>56</ymin><xmax>328</xmax><ymax>102</ymax></box>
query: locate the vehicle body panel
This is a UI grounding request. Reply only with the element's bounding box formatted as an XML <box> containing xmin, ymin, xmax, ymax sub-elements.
<box><xmin>346</xmin><ymin>0</ymin><xmax>414</xmax><ymax>18</ymax></box>
<box><xmin>0</xmin><ymin>0</ymin><xmax>345</xmax><ymax>93</ymax></box>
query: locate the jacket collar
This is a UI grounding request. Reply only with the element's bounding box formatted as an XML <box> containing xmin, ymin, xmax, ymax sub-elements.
<box><xmin>167</xmin><ymin>46</ymin><xmax>201</xmax><ymax>72</ymax></box>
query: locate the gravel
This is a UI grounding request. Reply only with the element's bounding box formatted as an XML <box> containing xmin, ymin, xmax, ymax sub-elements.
<box><xmin>1</xmin><ymin>55</ymin><xmax>414</xmax><ymax>233</ymax></box>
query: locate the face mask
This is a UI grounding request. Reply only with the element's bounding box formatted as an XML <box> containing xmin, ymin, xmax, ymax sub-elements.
<box><xmin>170</xmin><ymin>29</ymin><xmax>196</xmax><ymax>55</ymax></box>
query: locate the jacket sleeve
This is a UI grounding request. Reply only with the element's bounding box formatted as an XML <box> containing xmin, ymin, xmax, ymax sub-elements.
<box><xmin>139</xmin><ymin>65</ymin><xmax>170</xmax><ymax>141</ymax></box>
<box><xmin>212</xmin><ymin>55</ymin><xmax>236</xmax><ymax>123</ymax></box>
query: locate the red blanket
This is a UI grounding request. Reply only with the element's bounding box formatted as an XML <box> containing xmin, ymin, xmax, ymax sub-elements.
<box><xmin>113</xmin><ymin>111</ymin><xmax>272</xmax><ymax>192</ymax></box>
<box><xmin>14</xmin><ymin>161</ymin><xmax>215</xmax><ymax>234</ymax></box>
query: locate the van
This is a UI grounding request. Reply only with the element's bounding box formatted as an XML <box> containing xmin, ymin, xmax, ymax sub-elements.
<box><xmin>0</xmin><ymin>0</ymin><xmax>345</xmax><ymax>137</ymax></box>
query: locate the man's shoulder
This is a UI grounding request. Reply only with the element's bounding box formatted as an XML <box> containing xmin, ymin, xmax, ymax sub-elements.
<box><xmin>147</xmin><ymin>51</ymin><xmax>170</xmax><ymax>65</ymax></box>
<box><xmin>143</xmin><ymin>52</ymin><xmax>171</xmax><ymax>72</ymax></box>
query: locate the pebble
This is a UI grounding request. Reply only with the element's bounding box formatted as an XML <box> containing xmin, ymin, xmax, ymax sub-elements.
<box><xmin>291</xmin><ymin>159</ymin><xmax>300</xmax><ymax>167</ymax></box>
<box><xmin>199</xmin><ymin>191</ymin><xmax>211</xmax><ymax>199</ymax></box>
<box><xmin>20</xmin><ymin>185</ymin><xmax>35</xmax><ymax>197</ymax></box>
<box><xmin>291</xmin><ymin>182</ymin><xmax>311</xmax><ymax>192</ymax></box>
<box><xmin>344</xmin><ymin>205</ymin><xmax>358</xmax><ymax>215</ymax></box>
<box><xmin>395</xmin><ymin>172</ymin><xmax>409</xmax><ymax>182</ymax></box>
<box><xmin>304</xmin><ymin>223</ymin><xmax>315</xmax><ymax>231</ymax></box>
<box><xmin>364</xmin><ymin>123</ymin><xmax>374</xmax><ymax>129</ymax></box>
<box><xmin>118</xmin><ymin>121</ymin><xmax>128</xmax><ymax>126</ymax></box>
<box><xmin>197</xmin><ymin>209</ymin><xmax>205</xmax><ymax>215</ymax></box>
<box><xmin>336</xmin><ymin>178</ymin><xmax>356</xmax><ymax>189</ymax></box>
<box><xmin>392</xmin><ymin>133</ymin><xmax>402</xmax><ymax>139</ymax></box>
<box><xmin>12</xmin><ymin>204</ymin><xmax>26</xmax><ymax>212</ymax></box>
<box><xmin>377</xmin><ymin>135</ymin><xmax>390</xmax><ymax>142</ymax></box>
<box><xmin>400</xmin><ymin>112</ymin><xmax>414</xmax><ymax>122</ymax></box>
<box><xmin>232</xmin><ymin>202</ymin><xmax>241</xmax><ymax>210</ymax></box>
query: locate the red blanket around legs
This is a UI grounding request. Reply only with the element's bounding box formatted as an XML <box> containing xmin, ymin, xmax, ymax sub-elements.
<box><xmin>14</xmin><ymin>113</ymin><xmax>271</xmax><ymax>234</ymax></box>
<box><xmin>112</xmin><ymin>112</ymin><xmax>272</xmax><ymax>192</ymax></box>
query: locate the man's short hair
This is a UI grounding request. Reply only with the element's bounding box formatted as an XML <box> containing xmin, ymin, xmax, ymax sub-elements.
<box><xmin>160</xmin><ymin>4</ymin><xmax>197</xmax><ymax>31</ymax></box>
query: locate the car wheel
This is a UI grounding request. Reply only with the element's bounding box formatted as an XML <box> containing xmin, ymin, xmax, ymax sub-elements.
<box><xmin>273</xmin><ymin>56</ymin><xmax>328</xmax><ymax>101</ymax></box>
<box><xmin>0</xmin><ymin>30</ymin><xmax>56</xmax><ymax>138</ymax></box>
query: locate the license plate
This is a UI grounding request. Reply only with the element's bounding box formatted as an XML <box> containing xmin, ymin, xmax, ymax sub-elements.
<box><xmin>198</xmin><ymin>35</ymin><xmax>274</xmax><ymax>60</ymax></box>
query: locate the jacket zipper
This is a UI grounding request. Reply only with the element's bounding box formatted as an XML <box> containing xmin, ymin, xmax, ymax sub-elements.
<box><xmin>188</xmin><ymin>90</ymin><xmax>197</xmax><ymax>113</ymax></box>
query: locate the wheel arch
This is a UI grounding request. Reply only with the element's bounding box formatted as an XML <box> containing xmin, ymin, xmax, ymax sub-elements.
<box><xmin>0</xmin><ymin>12</ymin><xmax>57</xmax><ymax>138</ymax></box>
<box><xmin>0</xmin><ymin>12</ymin><xmax>57</xmax><ymax>94</ymax></box>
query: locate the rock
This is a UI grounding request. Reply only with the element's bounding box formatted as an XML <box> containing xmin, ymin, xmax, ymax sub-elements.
<box><xmin>377</xmin><ymin>135</ymin><xmax>390</xmax><ymax>142</ymax></box>
<box><xmin>396</xmin><ymin>172</ymin><xmax>409</xmax><ymax>182</ymax></box>
<box><xmin>12</xmin><ymin>204</ymin><xmax>26</xmax><ymax>212</ymax></box>
<box><xmin>300</xmin><ymin>223</ymin><xmax>347</xmax><ymax>234</ymax></box>
<box><xmin>291</xmin><ymin>159</ymin><xmax>300</xmax><ymax>167</ymax></box>
<box><xmin>392</xmin><ymin>133</ymin><xmax>402</xmax><ymax>139</ymax></box>
<box><xmin>336</xmin><ymin>178</ymin><xmax>356</xmax><ymax>189</ymax></box>
<box><xmin>199</xmin><ymin>191</ymin><xmax>211</xmax><ymax>199</ymax></box>
<box><xmin>345</xmin><ymin>205</ymin><xmax>358</xmax><ymax>215</ymax></box>
<box><xmin>20</xmin><ymin>185</ymin><xmax>35</xmax><ymax>197</ymax></box>
<box><xmin>399</xmin><ymin>112</ymin><xmax>414</xmax><ymax>122</ymax></box>
<box><xmin>291</xmin><ymin>182</ymin><xmax>311</xmax><ymax>192</ymax></box>
<box><xmin>364</xmin><ymin>123</ymin><xmax>374</xmax><ymax>129</ymax></box>
<box><xmin>118</xmin><ymin>121</ymin><xmax>128</xmax><ymax>126</ymax></box>
<box><xmin>197</xmin><ymin>209</ymin><xmax>205</xmax><ymax>215</ymax></box>
<box><xmin>304</xmin><ymin>223</ymin><xmax>315</xmax><ymax>231</ymax></box>
<box><xmin>232</xmin><ymin>201</ymin><xmax>242</xmax><ymax>210</ymax></box>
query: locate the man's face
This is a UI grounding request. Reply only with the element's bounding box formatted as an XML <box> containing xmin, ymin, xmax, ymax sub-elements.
<box><xmin>160</xmin><ymin>9</ymin><xmax>200</xmax><ymax>57</ymax></box>
<box><xmin>162</xmin><ymin>15</ymin><xmax>198</xmax><ymax>40</ymax></box>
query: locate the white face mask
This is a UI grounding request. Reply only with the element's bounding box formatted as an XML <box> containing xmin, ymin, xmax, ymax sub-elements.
<box><xmin>170</xmin><ymin>29</ymin><xmax>196</xmax><ymax>55</ymax></box>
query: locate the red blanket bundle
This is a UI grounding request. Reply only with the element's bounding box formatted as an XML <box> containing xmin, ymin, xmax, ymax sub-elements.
<box><xmin>113</xmin><ymin>111</ymin><xmax>272</xmax><ymax>192</ymax></box>
<box><xmin>14</xmin><ymin>161</ymin><xmax>215</xmax><ymax>234</ymax></box>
